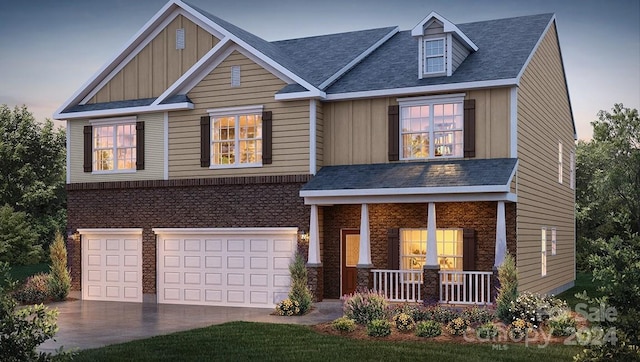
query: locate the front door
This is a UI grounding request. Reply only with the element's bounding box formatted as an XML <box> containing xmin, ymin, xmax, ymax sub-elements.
<box><xmin>341</xmin><ymin>230</ymin><xmax>360</xmax><ymax>296</ymax></box>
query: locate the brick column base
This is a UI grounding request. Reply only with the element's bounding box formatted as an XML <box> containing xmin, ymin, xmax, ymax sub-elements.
<box><xmin>422</xmin><ymin>266</ymin><xmax>440</xmax><ymax>306</ymax></box>
<box><xmin>306</xmin><ymin>264</ymin><xmax>324</xmax><ymax>302</ymax></box>
<box><xmin>356</xmin><ymin>266</ymin><xmax>373</xmax><ymax>291</ymax></box>
<box><xmin>491</xmin><ymin>267</ymin><xmax>500</xmax><ymax>303</ymax></box>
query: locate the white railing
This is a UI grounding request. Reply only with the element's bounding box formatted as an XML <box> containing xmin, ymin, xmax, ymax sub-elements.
<box><xmin>371</xmin><ymin>269</ymin><xmax>422</xmax><ymax>302</ymax></box>
<box><xmin>439</xmin><ymin>271</ymin><xmax>493</xmax><ymax>305</ymax></box>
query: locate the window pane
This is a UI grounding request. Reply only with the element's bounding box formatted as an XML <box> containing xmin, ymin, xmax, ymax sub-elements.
<box><xmin>425</xmin><ymin>39</ymin><xmax>444</xmax><ymax>56</ymax></box>
<box><xmin>94</xmin><ymin>149</ymin><xmax>113</xmax><ymax>171</ymax></box>
<box><xmin>426</xmin><ymin>57</ymin><xmax>444</xmax><ymax>73</ymax></box>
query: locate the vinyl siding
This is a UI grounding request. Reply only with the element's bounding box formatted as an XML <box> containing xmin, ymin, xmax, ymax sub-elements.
<box><xmin>89</xmin><ymin>15</ymin><xmax>219</xmax><ymax>103</ymax></box>
<box><xmin>316</xmin><ymin>100</ymin><xmax>324</xmax><ymax>170</ymax></box>
<box><xmin>516</xmin><ymin>22</ymin><xmax>575</xmax><ymax>294</ymax></box>
<box><xmin>68</xmin><ymin>113</ymin><xmax>165</xmax><ymax>183</ymax></box>
<box><xmin>323</xmin><ymin>88</ymin><xmax>511</xmax><ymax>166</ymax></box>
<box><xmin>424</xmin><ymin>20</ymin><xmax>444</xmax><ymax>35</ymax></box>
<box><xmin>168</xmin><ymin>50</ymin><xmax>310</xmax><ymax>178</ymax></box>
<box><xmin>452</xmin><ymin>37</ymin><xmax>470</xmax><ymax>73</ymax></box>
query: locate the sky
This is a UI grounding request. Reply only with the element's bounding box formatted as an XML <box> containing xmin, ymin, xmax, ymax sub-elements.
<box><xmin>0</xmin><ymin>0</ymin><xmax>638</xmax><ymax>140</ymax></box>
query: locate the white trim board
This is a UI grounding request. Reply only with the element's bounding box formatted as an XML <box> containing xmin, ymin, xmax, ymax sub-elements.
<box><xmin>55</xmin><ymin>102</ymin><xmax>194</xmax><ymax>120</ymax></box>
<box><xmin>304</xmin><ymin>192</ymin><xmax>517</xmax><ymax>205</ymax></box>
<box><xmin>300</xmin><ymin>184</ymin><xmax>510</xmax><ymax>198</ymax></box>
<box><xmin>152</xmin><ymin>227</ymin><xmax>298</xmax><ymax>236</ymax></box>
<box><xmin>77</xmin><ymin>228</ymin><xmax>143</xmax><ymax>235</ymax></box>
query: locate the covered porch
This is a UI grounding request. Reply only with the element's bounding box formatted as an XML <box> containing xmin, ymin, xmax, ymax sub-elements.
<box><xmin>300</xmin><ymin>158</ymin><xmax>518</xmax><ymax>305</ymax></box>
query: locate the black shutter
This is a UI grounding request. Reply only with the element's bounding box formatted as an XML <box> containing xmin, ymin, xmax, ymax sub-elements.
<box><xmin>83</xmin><ymin>125</ymin><xmax>92</xmax><ymax>172</ymax></box>
<box><xmin>464</xmin><ymin>99</ymin><xmax>476</xmax><ymax>158</ymax></box>
<box><xmin>200</xmin><ymin>116</ymin><xmax>210</xmax><ymax>167</ymax></box>
<box><xmin>262</xmin><ymin>111</ymin><xmax>272</xmax><ymax>164</ymax></box>
<box><xmin>388</xmin><ymin>228</ymin><xmax>400</xmax><ymax>270</ymax></box>
<box><xmin>136</xmin><ymin>121</ymin><xmax>145</xmax><ymax>170</ymax></box>
<box><xmin>388</xmin><ymin>105</ymin><xmax>399</xmax><ymax>161</ymax></box>
<box><xmin>463</xmin><ymin>228</ymin><xmax>476</xmax><ymax>271</ymax></box>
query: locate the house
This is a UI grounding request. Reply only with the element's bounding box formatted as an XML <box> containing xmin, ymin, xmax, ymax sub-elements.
<box><xmin>54</xmin><ymin>0</ymin><xmax>576</xmax><ymax>308</ymax></box>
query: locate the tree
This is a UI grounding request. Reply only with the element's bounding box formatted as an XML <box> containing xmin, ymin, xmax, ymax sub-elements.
<box><xmin>0</xmin><ymin>205</ymin><xmax>41</xmax><ymax>265</ymax></box>
<box><xmin>0</xmin><ymin>105</ymin><xmax>66</xmax><ymax>259</ymax></box>
<box><xmin>49</xmin><ymin>231</ymin><xmax>71</xmax><ymax>301</ymax></box>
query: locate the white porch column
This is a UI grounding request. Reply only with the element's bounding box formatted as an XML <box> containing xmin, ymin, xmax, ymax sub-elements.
<box><xmin>307</xmin><ymin>204</ymin><xmax>321</xmax><ymax>265</ymax></box>
<box><xmin>494</xmin><ymin>201</ymin><xmax>507</xmax><ymax>268</ymax></box>
<box><xmin>357</xmin><ymin>203</ymin><xmax>372</xmax><ymax>266</ymax></box>
<box><xmin>426</xmin><ymin>202</ymin><xmax>438</xmax><ymax>266</ymax></box>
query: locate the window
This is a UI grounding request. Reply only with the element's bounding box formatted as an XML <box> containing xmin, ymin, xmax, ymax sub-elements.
<box><xmin>400</xmin><ymin>97</ymin><xmax>464</xmax><ymax>159</ymax></box>
<box><xmin>93</xmin><ymin>123</ymin><xmax>136</xmax><ymax>171</ymax></box>
<box><xmin>569</xmin><ymin>151</ymin><xmax>575</xmax><ymax>190</ymax></box>
<box><xmin>424</xmin><ymin>38</ymin><xmax>445</xmax><ymax>74</ymax></box>
<box><xmin>231</xmin><ymin>66</ymin><xmax>240</xmax><ymax>87</ymax></box>
<box><xmin>400</xmin><ymin>228</ymin><xmax>463</xmax><ymax>271</ymax></box>
<box><xmin>551</xmin><ymin>228</ymin><xmax>557</xmax><ymax>256</ymax></box>
<box><xmin>210</xmin><ymin>108</ymin><xmax>262</xmax><ymax>167</ymax></box>
<box><xmin>541</xmin><ymin>227</ymin><xmax>547</xmax><ymax>277</ymax></box>
<box><xmin>558</xmin><ymin>142</ymin><xmax>563</xmax><ymax>184</ymax></box>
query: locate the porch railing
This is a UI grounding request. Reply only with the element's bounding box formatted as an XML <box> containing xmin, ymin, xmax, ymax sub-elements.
<box><xmin>371</xmin><ymin>269</ymin><xmax>422</xmax><ymax>302</ymax></box>
<box><xmin>439</xmin><ymin>271</ymin><xmax>493</xmax><ymax>305</ymax></box>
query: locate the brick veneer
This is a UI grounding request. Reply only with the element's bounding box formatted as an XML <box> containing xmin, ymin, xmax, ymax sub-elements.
<box><xmin>321</xmin><ymin>202</ymin><xmax>517</xmax><ymax>299</ymax></box>
<box><xmin>66</xmin><ymin>175</ymin><xmax>311</xmax><ymax>294</ymax></box>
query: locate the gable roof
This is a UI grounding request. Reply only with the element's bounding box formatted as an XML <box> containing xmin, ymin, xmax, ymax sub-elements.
<box><xmin>411</xmin><ymin>11</ymin><xmax>478</xmax><ymax>51</ymax></box>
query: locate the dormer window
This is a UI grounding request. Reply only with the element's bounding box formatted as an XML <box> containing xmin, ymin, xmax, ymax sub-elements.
<box><xmin>424</xmin><ymin>38</ymin><xmax>446</xmax><ymax>74</ymax></box>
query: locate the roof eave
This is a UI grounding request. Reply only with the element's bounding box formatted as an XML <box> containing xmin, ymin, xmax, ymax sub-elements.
<box><xmin>54</xmin><ymin>102</ymin><xmax>194</xmax><ymax>120</ymax></box>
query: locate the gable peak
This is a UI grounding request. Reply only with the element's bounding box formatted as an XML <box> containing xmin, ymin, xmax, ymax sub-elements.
<box><xmin>411</xmin><ymin>11</ymin><xmax>478</xmax><ymax>51</ymax></box>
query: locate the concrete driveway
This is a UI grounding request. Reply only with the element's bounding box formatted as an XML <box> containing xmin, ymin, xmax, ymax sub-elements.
<box><xmin>38</xmin><ymin>299</ymin><xmax>342</xmax><ymax>354</ymax></box>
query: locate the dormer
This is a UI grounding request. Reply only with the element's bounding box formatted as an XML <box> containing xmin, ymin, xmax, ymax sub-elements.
<box><xmin>412</xmin><ymin>12</ymin><xmax>478</xmax><ymax>79</ymax></box>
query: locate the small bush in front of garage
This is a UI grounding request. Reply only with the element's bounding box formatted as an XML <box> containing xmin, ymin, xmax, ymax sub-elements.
<box><xmin>285</xmin><ymin>253</ymin><xmax>313</xmax><ymax>315</ymax></box>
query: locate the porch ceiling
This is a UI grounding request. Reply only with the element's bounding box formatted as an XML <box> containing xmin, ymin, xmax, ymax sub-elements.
<box><xmin>300</xmin><ymin>158</ymin><xmax>518</xmax><ymax>205</ymax></box>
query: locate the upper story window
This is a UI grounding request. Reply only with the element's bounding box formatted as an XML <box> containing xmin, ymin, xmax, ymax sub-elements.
<box><xmin>209</xmin><ymin>106</ymin><xmax>262</xmax><ymax>167</ymax></box>
<box><xmin>93</xmin><ymin>123</ymin><xmax>136</xmax><ymax>171</ymax></box>
<box><xmin>399</xmin><ymin>95</ymin><xmax>464</xmax><ymax>159</ymax></box>
<box><xmin>424</xmin><ymin>38</ymin><xmax>445</xmax><ymax>74</ymax></box>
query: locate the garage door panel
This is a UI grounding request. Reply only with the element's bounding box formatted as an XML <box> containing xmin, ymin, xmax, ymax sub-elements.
<box><xmin>206</xmin><ymin>239</ymin><xmax>222</xmax><ymax>251</ymax></box>
<box><xmin>251</xmin><ymin>291</ymin><xmax>268</xmax><ymax>304</ymax></box>
<box><xmin>251</xmin><ymin>257</ymin><xmax>268</xmax><ymax>269</ymax></box>
<box><xmin>273</xmin><ymin>257</ymin><xmax>290</xmax><ymax>270</ymax></box>
<box><xmin>227</xmin><ymin>256</ymin><xmax>244</xmax><ymax>268</ymax></box>
<box><xmin>184</xmin><ymin>239</ymin><xmax>201</xmax><ymax>251</ymax></box>
<box><xmin>227</xmin><ymin>239</ymin><xmax>245</xmax><ymax>252</ymax></box>
<box><xmin>250</xmin><ymin>274</ymin><xmax>268</xmax><ymax>287</ymax></box>
<box><xmin>206</xmin><ymin>256</ymin><xmax>221</xmax><ymax>268</ymax></box>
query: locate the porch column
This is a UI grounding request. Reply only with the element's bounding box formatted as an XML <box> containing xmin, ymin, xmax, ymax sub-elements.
<box><xmin>494</xmin><ymin>201</ymin><xmax>507</xmax><ymax>268</ymax></box>
<box><xmin>426</xmin><ymin>202</ymin><xmax>438</xmax><ymax>266</ymax></box>
<box><xmin>422</xmin><ymin>202</ymin><xmax>440</xmax><ymax>305</ymax></box>
<box><xmin>357</xmin><ymin>204</ymin><xmax>373</xmax><ymax>290</ymax></box>
<box><xmin>306</xmin><ymin>204</ymin><xmax>323</xmax><ymax>301</ymax></box>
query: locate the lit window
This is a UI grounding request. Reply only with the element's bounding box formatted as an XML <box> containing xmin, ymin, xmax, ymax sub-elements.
<box><xmin>541</xmin><ymin>227</ymin><xmax>547</xmax><ymax>276</ymax></box>
<box><xmin>211</xmin><ymin>113</ymin><xmax>262</xmax><ymax>166</ymax></box>
<box><xmin>424</xmin><ymin>38</ymin><xmax>445</xmax><ymax>74</ymax></box>
<box><xmin>400</xmin><ymin>98</ymin><xmax>463</xmax><ymax>159</ymax></box>
<box><xmin>400</xmin><ymin>228</ymin><xmax>463</xmax><ymax>271</ymax></box>
<box><xmin>93</xmin><ymin>124</ymin><xmax>136</xmax><ymax>171</ymax></box>
<box><xmin>551</xmin><ymin>228</ymin><xmax>557</xmax><ymax>256</ymax></box>
<box><xmin>558</xmin><ymin>142</ymin><xmax>563</xmax><ymax>184</ymax></box>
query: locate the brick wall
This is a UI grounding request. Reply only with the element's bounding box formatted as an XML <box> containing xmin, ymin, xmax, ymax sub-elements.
<box><xmin>321</xmin><ymin>202</ymin><xmax>516</xmax><ymax>299</ymax></box>
<box><xmin>66</xmin><ymin>176</ymin><xmax>311</xmax><ymax>293</ymax></box>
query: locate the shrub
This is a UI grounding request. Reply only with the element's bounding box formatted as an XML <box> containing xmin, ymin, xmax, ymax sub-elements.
<box><xmin>331</xmin><ymin>316</ymin><xmax>356</xmax><ymax>333</ymax></box>
<box><xmin>13</xmin><ymin>273</ymin><xmax>51</xmax><ymax>304</ymax></box>
<box><xmin>415</xmin><ymin>320</ymin><xmax>442</xmax><ymax>338</ymax></box>
<box><xmin>409</xmin><ymin>305</ymin><xmax>433</xmax><ymax>322</ymax></box>
<box><xmin>476</xmin><ymin>322</ymin><xmax>499</xmax><ymax>339</ymax></box>
<box><xmin>343</xmin><ymin>290</ymin><xmax>389</xmax><ymax>325</ymax></box>
<box><xmin>0</xmin><ymin>205</ymin><xmax>42</xmax><ymax>265</ymax></box>
<box><xmin>429</xmin><ymin>305</ymin><xmax>457</xmax><ymax>323</ymax></box>
<box><xmin>287</xmin><ymin>253</ymin><xmax>313</xmax><ymax>315</ymax></box>
<box><xmin>496</xmin><ymin>254</ymin><xmax>518</xmax><ymax>323</ymax></box>
<box><xmin>48</xmin><ymin>231</ymin><xmax>71</xmax><ymax>301</ymax></box>
<box><xmin>393</xmin><ymin>312</ymin><xmax>415</xmax><ymax>332</ymax></box>
<box><xmin>367</xmin><ymin>319</ymin><xmax>391</xmax><ymax>337</ymax></box>
<box><xmin>548</xmin><ymin>311</ymin><xmax>577</xmax><ymax>336</ymax></box>
<box><xmin>461</xmin><ymin>305</ymin><xmax>494</xmax><ymax>325</ymax></box>
<box><xmin>275</xmin><ymin>298</ymin><xmax>300</xmax><ymax>316</ymax></box>
<box><xmin>508</xmin><ymin>292</ymin><xmax>567</xmax><ymax>328</ymax></box>
<box><xmin>446</xmin><ymin>317</ymin><xmax>470</xmax><ymax>336</ymax></box>
<box><xmin>508</xmin><ymin>318</ymin><xmax>532</xmax><ymax>340</ymax></box>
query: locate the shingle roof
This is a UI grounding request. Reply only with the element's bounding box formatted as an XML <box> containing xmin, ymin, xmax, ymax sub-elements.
<box><xmin>64</xmin><ymin>95</ymin><xmax>191</xmax><ymax>113</ymax></box>
<box><xmin>301</xmin><ymin>158</ymin><xmax>517</xmax><ymax>191</ymax></box>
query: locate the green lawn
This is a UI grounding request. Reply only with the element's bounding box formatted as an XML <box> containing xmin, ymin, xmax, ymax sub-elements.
<box><xmin>73</xmin><ymin>322</ymin><xmax>581</xmax><ymax>362</ymax></box>
<box><xmin>9</xmin><ymin>263</ymin><xmax>50</xmax><ymax>282</ymax></box>
<box><xmin>557</xmin><ymin>272</ymin><xmax>605</xmax><ymax>309</ymax></box>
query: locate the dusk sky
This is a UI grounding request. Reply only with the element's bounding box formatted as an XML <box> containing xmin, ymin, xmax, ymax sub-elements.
<box><xmin>0</xmin><ymin>0</ymin><xmax>638</xmax><ymax>140</ymax></box>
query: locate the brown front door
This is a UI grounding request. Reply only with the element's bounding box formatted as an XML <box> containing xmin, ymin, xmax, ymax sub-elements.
<box><xmin>341</xmin><ymin>230</ymin><xmax>360</xmax><ymax>296</ymax></box>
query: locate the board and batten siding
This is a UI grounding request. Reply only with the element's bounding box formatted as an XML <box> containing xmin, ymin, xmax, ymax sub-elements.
<box><xmin>322</xmin><ymin>88</ymin><xmax>511</xmax><ymax>166</ymax></box>
<box><xmin>68</xmin><ymin>113</ymin><xmax>165</xmax><ymax>183</ymax></box>
<box><xmin>516</xmin><ymin>22</ymin><xmax>575</xmax><ymax>295</ymax></box>
<box><xmin>168</xmin><ymin>50</ymin><xmax>310</xmax><ymax>178</ymax></box>
<box><xmin>88</xmin><ymin>15</ymin><xmax>219</xmax><ymax>104</ymax></box>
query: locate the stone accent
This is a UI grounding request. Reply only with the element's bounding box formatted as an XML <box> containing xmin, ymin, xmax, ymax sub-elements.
<box><xmin>356</xmin><ymin>266</ymin><xmax>373</xmax><ymax>291</ymax></box>
<box><xmin>306</xmin><ymin>265</ymin><xmax>324</xmax><ymax>302</ymax></box>
<box><xmin>66</xmin><ymin>177</ymin><xmax>311</xmax><ymax>294</ymax></box>
<box><xmin>322</xmin><ymin>202</ymin><xmax>517</xmax><ymax>299</ymax></box>
<box><xmin>422</xmin><ymin>265</ymin><xmax>441</xmax><ymax>305</ymax></box>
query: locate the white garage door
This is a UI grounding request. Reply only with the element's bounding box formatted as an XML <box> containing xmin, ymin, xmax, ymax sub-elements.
<box><xmin>154</xmin><ymin>228</ymin><xmax>297</xmax><ymax>308</ymax></box>
<box><xmin>79</xmin><ymin>228</ymin><xmax>143</xmax><ymax>303</ymax></box>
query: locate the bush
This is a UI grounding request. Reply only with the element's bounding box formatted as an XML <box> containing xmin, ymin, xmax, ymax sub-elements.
<box><xmin>48</xmin><ymin>231</ymin><xmax>71</xmax><ymax>301</ymax></box>
<box><xmin>508</xmin><ymin>292</ymin><xmax>566</xmax><ymax>328</ymax></box>
<box><xmin>392</xmin><ymin>312</ymin><xmax>415</xmax><ymax>332</ymax></box>
<box><xmin>508</xmin><ymin>318</ymin><xmax>532</xmax><ymax>340</ymax></box>
<box><xmin>13</xmin><ymin>273</ymin><xmax>51</xmax><ymax>304</ymax></box>
<box><xmin>496</xmin><ymin>254</ymin><xmax>518</xmax><ymax>323</ymax></box>
<box><xmin>548</xmin><ymin>311</ymin><xmax>577</xmax><ymax>337</ymax></box>
<box><xmin>331</xmin><ymin>317</ymin><xmax>356</xmax><ymax>333</ymax></box>
<box><xmin>461</xmin><ymin>305</ymin><xmax>494</xmax><ymax>325</ymax></box>
<box><xmin>366</xmin><ymin>319</ymin><xmax>391</xmax><ymax>337</ymax></box>
<box><xmin>287</xmin><ymin>253</ymin><xmax>313</xmax><ymax>315</ymax></box>
<box><xmin>275</xmin><ymin>298</ymin><xmax>300</xmax><ymax>316</ymax></box>
<box><xmin>0</xmin><ymin>205</ymin><xmax>42</xmax><ymax>265</ymax></box>
<box><xmin>415</xmin><ymin>320</ymin><xmax>442</xmax><ymax>338</ymax></box>
<box><xmin>429</xmin><ymin>305</ymin><xmax>457</xmax><ymax>323</ymax></box>
<box><xmin>343</xmin><ymin>290</ymin><xmax>389</xmax><ymax>325</ymax></box>
<box><xmin>446</xmin><ymin>317</ymin><xmax>470</xmax><ymax>336</ymax></box>
<box><xmin>409</xmin><ymin>305</ymin><xmax>433</xmax><ymax>322</ymax></box>
<box><xmin>476</xmin><ymin>322</ymin><xmax>499</xmax><ymax>339</ymax></box>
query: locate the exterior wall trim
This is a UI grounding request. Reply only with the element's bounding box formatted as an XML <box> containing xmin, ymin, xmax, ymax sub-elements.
<box><xmin>301</xmin><ymin>185</ymin><xmax>509</xmax><ymax>198</ymax></box>
<box><xmin>78</xmin><ymin>228</ymin><xmax>143</xmax><ymax>235</ymax></box>
<box><xmin>66</xmin><ymin>121</ymin><xmax>71</xmax><ymax>184</ymax></box>
<box><xmin>57</xmin><ymin>102</ymin><xmax>194</xmax><ymax>120</ymax></box>
<box><xmin>303</xmin><ymin>192</ymin><xmax>517</xmax><ymax>205</ymax></box>
<box><xmin>152</xmin><ymin>227</ymin><xmax>298</xmax><ymax>235</ymax></box>
<box><xmin>309</xmin><ymin>99</ymin><xmax>317</xmax><ymax>175</ymax></box>
<box><xmin>510</xmin><ymin>86</ymin><xmax>518</xmax><ymax>158</ymax></box>
<box><xmin>163</xmin><ymin>112</ymin><xmax>169</xmax><ymax>180</ymax></box>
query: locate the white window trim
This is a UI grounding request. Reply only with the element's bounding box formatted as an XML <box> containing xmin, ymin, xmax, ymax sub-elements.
<box><xmin>551</xmin><ymin>227</ymin><xmax>557</xmax><ymax>256</ymax></box>
<box><xmin>90</xmin><ymin>117</ymin><xmax>137</xmax><ymax>174</ymax></box>
<box><xmin>207</xmin><ymin>105</ymin><xmax>264</xmax><ymax>169</ymax></box>
<box><xmin>558</xmin><ymin>141</ymin><xmax>563</xmax><ymax>184</ymax></box>
<box><xmin>423</xmin><ymin>36</ymin><xmax>446</xmax><ymax>75</ymax></box>
<box><xmin>541</xmin><ymin>227</ymin><xmax>547</xmax><ymax>277</ymax></box>
<box><xmin>397</xmin><ymin>94</ymin><xmax>465</xmax><ymax>160</ymax></box>
<box><xmin>569</xmin><ymin>151</ymin><xmax>575</xmax><ymax>190</ymax></box>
